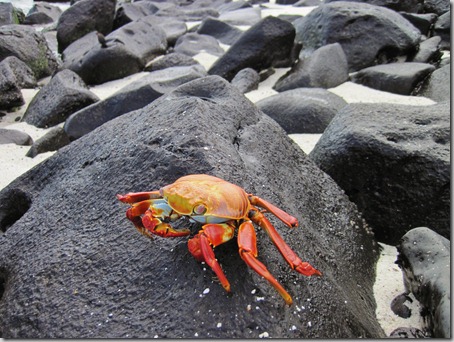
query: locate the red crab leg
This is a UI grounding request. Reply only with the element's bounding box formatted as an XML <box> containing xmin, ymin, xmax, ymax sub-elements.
<box><xmin>117</xmin><ymin>191</ymin><xmax>161</xmax><ymax>204</ymax></box>
<box><xmin>250</xmin><ymin>210</ymin><xmax>321</xmax><ymax>277</ymax></box>
<box><xmin>248</xmin><ymin>195</ymin><xmax>298</xmax><ymax>228</ymax></box>
<box><xmin>188</xmin><ymin>223</ymin><xmax>235</xmax><ymax>292</ymax></box>
<box><xmin>238</xmin><ymin>220</ymin><xmax>293</xmax><ymax>305</ymax></box>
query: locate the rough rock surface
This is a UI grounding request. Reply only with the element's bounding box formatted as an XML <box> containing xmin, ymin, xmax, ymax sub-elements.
<box><xmin>0</xmin><ymin>128</ymin><xmax>33</xmax><ymax>146</ymax></box>
<box><xmin>23</xmin><ymin>69</ymin><xmax>100</xmax><ymax>128</ymax></box>
<box><xmin>417</xmin><ymin>63</ymin><xmax>450</xmax><ymax>102</ymax></box>
<box><xmin>56</xmin><ymin>0</ymin><xmax>116</xmax><ymax>52</ymax></box>
<box><xmin>310</xmin><ymin>102</ymin><xmax>450</xmax><ymax>245</ymax></box>
<box><xmin>323</xmin><ymin>0</ymin><xmax>424</xmax><ymax>13</ymax></box>
<box><xmin>350</xmin><ymin>62</ymin><xmax>436</xmax><ymax>95</ymax></box>
<box><xmin>139</xmin><ymin>15</ymin><xmax>187</xmax><ymax>46</ymax></box>
<box><xmin>64</xmin><ymin>65</ymin><xmax>207</xmax><ymax>140</ymax></box>
<box><xmin>256</xmin><ymin>88</ymin><xmax>347</xmax><ymax>134</ymax></box>
<box><xmin>396</xmin><ymin>227</ymin><xmax>450</xmax><ymax>338</ymax></box>
<box><xmin>209</xmin><ymin>16</ymin><xmax>296</xmax><ymax>81</ymax></box>
<box><xmin>0</xmin><ymin>25</ymin><xmax>58</xmax><ymax>79</ymax></box>
<box><xmin>274</xmin><ymin>43</ymin><xmax>349</xmax><ymax>91</ymax></box>
<box><xmin>0</xmin><ymin>76</ymin><xmax>384</xmax><ymax>338</ymax></box>
<box><xmin>293</xmin><ymin>2</ymin><xmax>421</xmax><ymax>72</ymax></box>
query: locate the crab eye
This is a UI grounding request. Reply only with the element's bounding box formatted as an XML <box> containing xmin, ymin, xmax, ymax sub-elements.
<box><xmin>193</xmin><ymin>204</ymin><xmax>207</xmax><ymax>215</ymax></box>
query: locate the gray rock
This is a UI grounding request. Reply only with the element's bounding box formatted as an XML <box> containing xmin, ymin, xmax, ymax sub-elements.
<box><xmin>0</xmin><ymin>76</ymin><xmax>385</xmax><ymax>338</ymax></box>
<box><xmin>0</xmin><ymin>56</ymin><xmax>36</xmax><ymax>88</ymax></box>
<box><xmin>197</xmin><ymin>17</ymin><xmax>243</xmax><ymax>45</ymax></box>
<box><xmin>174</xmin><ymin>32</ymin><xmax>224</xmax><ymax>57</ymax></box>
<box><xmin>0</xmin><ymin>25</ymin><xmax>58</xmax><ymax>79</ymax></box>
<box><xmin>56</xmin><ymin>0</ymin><xmax>116</xmax><ymax>52</ymax></box>
<box><xmin>399</xmin><ymin>12</ymin><xmax>438</xmax><ymax>36</ymax></box>
<box><xmin>0</xmin><ymin>56</ymin><xmax>37</xmax><ymax>110</ymax></box>
<box><xmin>274</xmin><ymin>43</ymin><xmax>349</xmax><ymax>91</ymax></box>
<box><xmin>209</xmin><ymin>16</ymin><xmax>296</xmax><ymax>81</ymax></box>
<box><xmin>0</xmin><ymin>128</ymin><xmax>32</xmax><ymax>145</ymax></box>
<box><xmin>113</xmin><ymin>2</ymin><xmax>159</xmax><ymax>29</ymax></box>
<box><xmin>155</xmin><ymin>5</ymin><xmax>219</xmax><ymax>21</ymax></box>
<box><xmin>64</xmin><ymin>65</ymin><xmax>207</xmax><ymax>140</ymax></box>
<box><xmin>324</xmin><ymin>0</ymin><xmax>424</xmax><ymax>13</ymax></box>
<box><xmin>61</xmin><ymin>31</ymin><xmax>144</xmax><ymax>85</ymax></box>
<box><xmin>256</xmin><ymin>88</ymin><xmax>347</xmax><ymax>134</ymax></box>
<box><xmin>396</xmin><ymin>227</ymin><xmax>450</xmax><ymax>338</ymax></box>
<box><xmin>294</xmin><ymin>0</ymin><xmax>323</xmax><ymax>6</ymax></box>
<box><xmin>23</xmin><ymin>69</ymin><xmax>99</xmax><ymax>128</ymax></box>
<box><xmin>145</xmin><ymin>52</ymin><xmax>199</xmax><ymax>71</ymax></box>
<box><xmin>24</xmin><ymin>2</ymin><xmax>62</xmax><ymax>25</ymax></box>
<box><xmin>433</xmin><ymin>11</ymin><xmax>450</xmax><ymax>49</ymax></box>
<box><xmin>0</xmin><ymin>3</ymin><xmax>23</xmax><ymax>26</ymax></box>
<box><xmin>230</xmin><ymin>67</ymin><xmax>260</xmax><ymax>93</ymax></box>
<box><xmin>293</xmin><ymin>2</ymin><xmax>421</xmax><ymax>72</ymax></box>
<box><xmin>350</xmin><ymin>62</ymin><xmax>436</xmax><ymax>95</ymax></box>
<box><xmin>139</xmin><ymin>15</ymin><xmax>187</xmax><ymax>46</ymax></box>
<box><xmin>107</xmin><ymin>19</ymin><xmax>167</xmax><ymax>65</ymax></box>
<box><xmin>310</xmin><ymin>102</ymin><xmax>450</xmax><ymax>244</ymax></box>
<box><xmin>417</xmin><ymin>64</ymin><xmax>450</xmax><ymax>102</ymax></box>
<box><xmin>410</xmin><ymin>36</ymin><xmax>442</xmax><ymax>64</ymax></box>
<box><xmin>217</xmin><ymin>7</ymin><xmax>261</xmax><ymax>26</ymax></box>
<box><xmin>423</xmin><ymin>0</ymin><xmax>450</xmax><ymax>15</ymax></box>
<box><xmin>26</xmin><ymin>126</ymin><xmax>70</xmax><ymax>158</ymax></box>
<box><xmin>389</xmin><ymin>327</ymin><xmax>428</xmax><ymax>338</ymax></box>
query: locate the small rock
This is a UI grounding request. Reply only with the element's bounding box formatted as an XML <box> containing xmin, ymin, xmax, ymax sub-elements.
<box><xmin>389</xmin><ymin>327</ymin><xmax>427</xmax><ymax>338</ymax></box>
<box><xmin>0</xmin><ymin>128</ymin><xmax>33</xmax><ymax>146</ymax></box>
<box><xmin>26</xmin><ymin>126</ymin><xmax>70</xmax><ymax>158</ymax></box>
<box><xmin>396</xmin><ymin>227</ymin><xmax>450</xmax><ymax>338</ymax></box>
<box><xmin>174</xmin><ymin>33</ymin><xmax>224</xmax><ymax>57</ymax></box>
<box><xmin>390</xmin><ymin>293</ymin><xmax>412</xmax><ymax>318</ymax></box>
<box><xmin>417</xmin><ymin>64</ymin><xmax>450</xmax><ymax>102</ymax></box>
<box><xmin>231</xmin><ymin>68</ymin><xmax>260</xmax><ymax>93</ymax></box>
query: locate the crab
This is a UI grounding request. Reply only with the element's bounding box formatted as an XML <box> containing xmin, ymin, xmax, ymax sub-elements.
<box><xmin>117</xmin><ymin>174</ymin><xmax>321</xmax><ymax>305</ymax></box>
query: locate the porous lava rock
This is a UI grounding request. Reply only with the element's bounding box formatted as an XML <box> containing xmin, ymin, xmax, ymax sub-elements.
<box><xmin>310</xmin><ymin>102</ymin><xmax>450</xmax><ymax>244</ymax></box>
<box><xmin>0</xmin><ymin>76</ymin><xmax>384</xmax><ymax>338</ymax></box>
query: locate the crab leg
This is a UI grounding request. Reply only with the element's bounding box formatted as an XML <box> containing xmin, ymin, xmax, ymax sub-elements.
<box><xmin>117</xmin><ymin>191</ymin><xmax>161</xmax><ymax>204</ymax></box>
<box><xmin>249</xmin><ymin>195</ymin><xmax>298</xmax><ymax>228</ymax></box>
<box><xmin>238</xmin><ymin>220</ymin><xmax>293</xmax><ymax>305</ymax></box>
<box><xmin>250</xmin><ymin>210</ymin><xmax>321</xmax><ymax>277</ymax></box>
<box><xmin>188</xmin><ymin>223</ymin><xmax>235</xmax><ymax>292</ymax></box>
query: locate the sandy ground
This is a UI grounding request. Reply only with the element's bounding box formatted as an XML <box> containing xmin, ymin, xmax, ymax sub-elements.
<box><xmin>0</xmin><ymin>2</ymin><xmax>439</xmax><ymax>336</ymax></box>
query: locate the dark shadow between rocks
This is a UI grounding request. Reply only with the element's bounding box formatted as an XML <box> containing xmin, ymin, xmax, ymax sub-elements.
<box><xmin>0</xmin><ymin>188</ymin><xmax>32</xmax><ymax>233</ymax></box>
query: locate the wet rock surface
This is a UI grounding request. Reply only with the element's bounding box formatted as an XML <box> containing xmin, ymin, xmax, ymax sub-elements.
<box><xmin>310</xmin><ymin>102</ymin><xmax>450</xmax><ymax>245</ymax></box>
<box><xmin>396</xmin><ymin>227</ymin><xmax>450</xmax><ymax>338</ymax></box>
<box><xmin>0</xmin><ymin>76</ymin><xmax>384</xmax><ymax>338</ymax></box>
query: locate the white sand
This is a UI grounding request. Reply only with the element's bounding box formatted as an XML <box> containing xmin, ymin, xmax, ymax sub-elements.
<box><xmin>0</xmin><ymin>3</ymin><xmax>436</xmax><ymax>336</ymax></box>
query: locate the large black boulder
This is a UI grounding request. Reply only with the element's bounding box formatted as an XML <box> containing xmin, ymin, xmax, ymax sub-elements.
<box><xmin>208</xmin><ymin>16</ymin><xmax>296</xmax><ymax>81</ymax></box>
<box><xmin>0</xmin><ymin>76</ymin><xmax>384</xmax><ymax>338</ymax></box>
<box><xmin>56</xmin><ymin>0</ymin><xmax>116</xmax><ymax>52</ymax></box>
<box><xmin>293</xmin><ymin>2</ymin><xmax>421</xmax><ymax>72</ymax></box>
<box><xmin>61</xmin><ymin>31</ymin><xmax>144</xmax><ymax>85</ymax></box>
<box><xmin>396</xmin><ymin>227</ymin><xmax>450</xmax><ymax>338</ymax></box>
<box><xmin>0</xmin><ymin>25</ymin><xmax>58</xmax><ymax>79</ymax></box>
<box><xmin>310</xmin><ymin>102</ymin><xmax>450</xmax><ymax>244</ymax></box>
